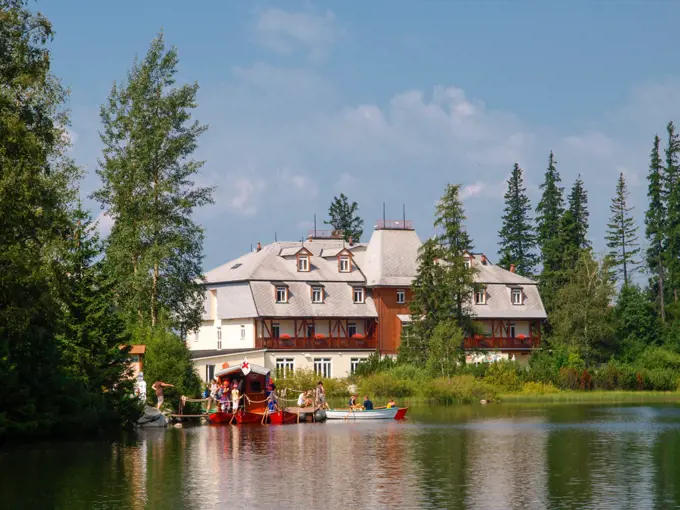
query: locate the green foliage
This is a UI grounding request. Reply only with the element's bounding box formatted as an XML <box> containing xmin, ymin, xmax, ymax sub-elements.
<box><xmin>549</xmin><ymin>252</ymin><xmax>616</xmax><ymax>364</ymax></box>
<box><xmin>133</xmin><ymin>325</ymin><xmax>202</xmax><ymax>408</ymax></box>
<box><xmin>663</xmin><ymin>121</ymin><xmax>680</xmax><ymax>308</ymax></box>
<box><xmin>325</xmin><ymin>193</ymin><xmax>364</xmax><ymax>242</ymax></box>
<box><xmin>354</xmin><ymin>350</ymin><xmax>396</xmax><ymax>377</ymax></box>
<box><xmin>645</xmin><ymin>134</ymin><xmax>667</xmax><ymax>322</ymax></box>
<box><xmin>606</xmin><ymin>173</ymin><xmax>641</xmax><ymax>285</ymax></box>
<box><xmin>521</xmin><ymin>381</ymin><xmax>560</xmax><ymax>394</ymax></box>
<box><xmin>274</xmin><ymin>368</ymin><xmax>348</xmax><ymax>398</ymax></box>
<box><xmin>421</xmin><ymin>376</ymin><xmax>497</xmax><ymax>404</ymax></box>
<box><xmin>484</xmin><ymin>361</ymin><xmax>523</xmax><ymax>391</ymax></box>
<box><xmin>426</xmin><ymin>320</ymin><xmax>464</xmax><ymax>378</ymax></box>
<box><xmin>358</xmin><ymin>373</ymin><xmax>417</xmax><ymax>398</ymax></box>
<box><xmin>559</xmin><ymin>175</ymin><xmax>590</xmax><ymax>271</ymax></box>
<box><xmin>94</xmin><ymin>32</ymin><xmax>213</xmax><ymax>335</ymax></box>
<box><xmin>614</xmin><ymin>284</ymin><xmax>659</xmax><ymax>361</ymax></box>
<box><xmin>498</xmin><ymin>163</ymin><xmax>538</xmax><ymax>276</ymax></box>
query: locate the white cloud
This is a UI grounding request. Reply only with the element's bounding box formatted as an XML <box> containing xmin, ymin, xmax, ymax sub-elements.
<box><xmin>95</xmin><ymin>210</ymin><xmax>114</xmax><ymax>238</ymax></box>
<box><xmin>254</xmin><ymin>8</ymin><xmax>339</xmax><ymax>61</ymax></box>
<box><xmin>277</xmin><ymin>167</ymin><xmax>318</xmax><ymax>197</ymax></box>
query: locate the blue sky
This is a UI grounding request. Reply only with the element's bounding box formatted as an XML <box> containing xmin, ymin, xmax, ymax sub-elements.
<box><xmin>42</xmin><ymin>1</ymin><xmax>680</xmax><ymax>271</ymax></box>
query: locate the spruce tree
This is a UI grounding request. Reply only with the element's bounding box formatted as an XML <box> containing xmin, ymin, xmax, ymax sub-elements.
<box><xmin>0</xmin><ymin>0</ymin><xmax>80</xmax><ymax>435</ymax></box>
<box><xmin>535</xmin><ymin>152</ymin><xmax>565</xmax><ymax>312</ymax></box>
<box><xmin>645</xmin><ymin>134</ymin><xmax>666</xmax><ymax>322</ymax></box>
<box><xmin>94</xmin><ymin>33</ymin><xmax>214</xmax><ymax>334</ymax></box>
<box><xmin>325</xmin><ymin>193</ymin><xmax>364</xmax><ymax>241</ymax></box>
<box><xmin>434</xmin><ymin>184</ymin><xmax>476</xmax><ymax>333</ymax></box>
<box><xmin>605</xmin><ymin>173</ymin><xmax>640</xmax><ymax>286</ymax></box>
<box><xmin>663</xmin><ymin>121</ymin><xmax>680</xmax><ymax>304</ymax></box>
<box><xmin>497</xmin><ymin>163</ymin><xmax>538</xmax><ymax>276</ymax></box>
<box><xmin>401</xmin><ymin>238</ymin><xmax>450</xmax><ymax>363</ymax></box>
<box><xmin>560</xmin><ymin>175</ymin><xmax>590</xmax><ymax>271</ymax></box>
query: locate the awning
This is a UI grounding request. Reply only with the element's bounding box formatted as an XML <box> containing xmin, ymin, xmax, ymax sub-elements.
<box><xmin>397</xmin><ymin>314</ymin><xmax>412</xmax><ymax>323</ymax></box>
<box><xmin>215</xmin><ymin>362</ymin><xmax>270</xmax><ymax>378</ymax></box>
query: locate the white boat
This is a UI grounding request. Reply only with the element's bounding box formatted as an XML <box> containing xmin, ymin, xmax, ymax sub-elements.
<box><xmin>324</xmin><ymin>407</ymin><xmax>406</xmax><ymax>420</ymax></box>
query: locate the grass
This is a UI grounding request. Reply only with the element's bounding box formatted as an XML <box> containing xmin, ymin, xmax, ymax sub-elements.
<box><xmin>498</xmin><ymin>390</ymin><xmax>680</xmax><ymax>404</ymax></box>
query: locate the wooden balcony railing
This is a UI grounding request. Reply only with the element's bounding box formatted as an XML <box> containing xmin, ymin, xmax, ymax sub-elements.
<box><xmin>255</xmin><ymin>336</ymin><xmax>377</xmax><ymax>350</ymax></box>
<box><xmin>464</xmin><ymin>337</ymin><xmax>540</xmax><ymax>350</ymax></box>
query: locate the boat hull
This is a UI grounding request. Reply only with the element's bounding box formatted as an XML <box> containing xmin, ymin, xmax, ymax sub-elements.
<box><xmin>235</xmin><ymin>410</ymin><xmax>264</xmax><ymax>424</ymax></box>
<box><xmin>394</xmin><ymin>407</ymin><xmax>408</xmax><ymax>420</ymax></box>
<box><xmin>208</xmin><ymin>411</ymin><xmax>234</xmax><ymax>424</ymax></box>
<box><xmin>325</xmin><ymin>407</ymin><xmax>403</xmax><ymax>420</ymax></box>
<box><xmin>269</xmin><ymin>410</ymin><xmax>298</xmax><ymax>425</ymax></box>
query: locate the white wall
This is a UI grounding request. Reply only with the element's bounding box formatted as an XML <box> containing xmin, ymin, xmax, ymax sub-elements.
<box><xmin>263</xmin><ymin>351</ymin><xmax>370</xmax><ymax>378</ymax></box>
<box><xmin>188</xmin><ymin>319</ymin><xmax>256</xmax><ymax>351</ymax></box>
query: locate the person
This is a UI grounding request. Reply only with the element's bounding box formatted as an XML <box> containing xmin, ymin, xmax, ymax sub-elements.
<box><xmin>363</xmin><ymin>396</ymin><xmax>374</xmax><ymax>411</ymax></box>
<box><xmin>315</xmin><ymin>381</ymin><xmax>327</xmax><ymax>410</ymax></box>
<box><xmin>267</xmin><ymin>383</ymin><xmax>278</xmax><ymax>412</ymax></box>
<box><xmin>231</xmin><ymin>382</ymin><xmax>240</xmax><ymax>414</ymax></box>
<box><xmin>386</xmin><ymin>398</ymin><xmax>397</xmax><ymax>409</ymax></box>
<box><xmin>348</xmin><ymin>394</ymin><xmax>358</xmax><ymax>407</ymax></box>
<box><xmin>152</xmin><ymin>380</ymin><xmax>174</xmax><ymax>410</ymax></box>
<box><xmin>297</xmin><ymin>391</ymin><xmax>312</xmax><ymax>408</ymax></box>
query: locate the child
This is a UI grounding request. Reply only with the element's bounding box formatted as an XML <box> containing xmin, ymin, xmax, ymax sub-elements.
<box><xmin>231</xmin><ymin>382</ymin><xmax>240</xmax><ymax>414</ymax></box>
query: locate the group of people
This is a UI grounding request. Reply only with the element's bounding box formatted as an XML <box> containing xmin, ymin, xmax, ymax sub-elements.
<box><xmin>204</xmin><ymin>378</ymin><xmax>243</xmax><ymax>413</ymax></box>
<box><xmin>296</xmin><ymin>381</ymin><xmax>330</xmax><ymax>410</ymax></box>
<box><xmin>347</xmin><ymin>395</ymin><xmax>396</xmax><ymax>410</ymax></box>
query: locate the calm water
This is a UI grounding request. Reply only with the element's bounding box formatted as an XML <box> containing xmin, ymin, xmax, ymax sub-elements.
<box><xmin>3</xmin><ymin>403</ymin><xmax>680</xmax><ymax>509</ymax></box>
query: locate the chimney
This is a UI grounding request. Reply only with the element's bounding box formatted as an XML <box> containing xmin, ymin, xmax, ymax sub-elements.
<box><xmin>509</xmin><ymin>263</ymin><xmax>516</xmax><ymax>273</ymax></box>
<box><xmin>481</xmin><ymin>254</ymin><xmax>487</xmax><ymax>265</ymax></box>
<box><xmin>307</xmin><ymin>233</ymin><xmax>313</xmax><ymax>243</ymax></box>
<box><xmin>256</xmin><ymin>242</ymin><xmax>262</xmax><ymax>252</ymax></box>
<box><xmin>348</xmin><ymin>236</ymin><xmax>354</xmax><ymax>246</ymax></box>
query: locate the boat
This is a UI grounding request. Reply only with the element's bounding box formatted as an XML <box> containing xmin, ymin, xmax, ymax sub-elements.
<box><xmin>208</xmin><ymin>411</ymin><xmax>234</xmax><ymax>424</ymax></box>
<box><xmin>208</xmin><ymin>360</ymin><xmax>272</xmax><ymax>425</ymax></box>
<box><xmin>325</xmin><ymin>407</ymin><xmax>408</xmax><ymax>420</ymax></box>
<box><xmin>268</xmin><ymin>410</ymin><xmax>299</xmax><ymax>425</ymax></box>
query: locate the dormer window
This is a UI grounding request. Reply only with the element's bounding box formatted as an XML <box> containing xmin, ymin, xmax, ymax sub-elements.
<box><xmin>475</xmin><ymin>288</ymin><xmax>487</xmax><ymax>305</ymax></box>
<box><xmin>464</xmin><ymin>256</ymin><xmax>471</xmax><ymax>269</ymax></box>
<box><xmin>511</xmin><ymin>288</ymin><xmax>523</xmax><ymax>305</ymax></box>
<box><xmin>311</xmin><ymin>286</ymin><xmax>324</xmax><ymax>304</ymax></box>
<box><xmin>275</xmin><ymin>286</ymin><xmax>289</xmax><ymax>303</ymax></box>
<box><xmin>353</xmin><ymin>287</ymin><xmax>365</xmax><ymax>304</ymax></box>
<box><xmin>339</xmin><ymin>255</ymin><xmax>351</xmax><ymax>273</ymax></box>
<box><xmin>298</xmin><ymin>255</ymin><xmax>309</xmax><ymax>272</ymax></box>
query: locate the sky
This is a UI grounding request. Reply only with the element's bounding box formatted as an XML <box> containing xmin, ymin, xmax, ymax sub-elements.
<box><xmin>40</xmin><ymin>0</ymin><xmax>680</xmax><ymax>271</ymax></box>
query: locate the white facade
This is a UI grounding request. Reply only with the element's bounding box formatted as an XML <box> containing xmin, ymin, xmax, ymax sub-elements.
<box><xmin>190</xmin><ymin>319</ymin><xmax>257</xmax><ymax>351</ymax></box>
<box><xmin>192</xmin><ymin>350</ymin><xmax>370</xmax><ymax>382</ymax></box>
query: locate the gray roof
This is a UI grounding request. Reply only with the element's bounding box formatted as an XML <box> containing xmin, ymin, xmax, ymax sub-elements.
<box><xmin>216</xmin><ymin>282</ymin><xmax>259</xmax><ymax>319</ymax></box>
<box><xmin>362</xmin><ymin>229</ymin><xmax>422</xmax><ymax>287</ymax></box>
<box><xmin>204</xmin><ymin>240</ymin><xmax>366</xmax><ymax>285</ymax></box>
<box><xmin>472</xmin><ymin>284</ymin><xmax>547</xmax><ymax>319</ymax></box>
<box><xmin>251</xmin><ymin>281</ymin><xmax>377</xmax><ymax>318</ymax></box>
<box><xmin>469</xmin><ymin>255</ymin><xmax>538</xmax><ymax>285</ymax></box>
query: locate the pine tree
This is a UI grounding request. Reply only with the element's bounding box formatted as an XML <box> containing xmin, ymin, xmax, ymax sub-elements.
<box><xmin>645</xmin><ymin>134</ymin><xmax>666</xmax><ymax>322</ymax></box>
<box><xmin>560</xmin><ymin>175</ymin><xmax>590</xmax><ymax>271</ymax></box>
<box><xmin>497</xmin><ymin>163</ymin><xmax>538</xmax><ymax>276</ymax></box>
<box><xmin>400</xmin><ymin>239</ymin><xmax>450</xmax><ymax>363</ymax></box>
<box><xmin>325</xmin><ymin>193</ymin><xmax>364</xmax><ymax>241</ymax></box>
<box><xmin>94</xmin><ymin>33</ymin><xmax>214</xmax><ymax>334</ymax></box>
<box><xmin>434</xmin><ymin>184</ymin><xmax>476</xmax><ymax>334</ymax></box>
<box><xmin>663</xmin><ymin>121</ymin><xmax>680</xmax><ymax>305</ymax></box>
<box><xmin>0</xmin><ymin>0</ymin><xmax>80</xmax><ymax>435</ymax></box>
<box><xmin>56</xmin><ymin>205</ymin><xmax>132</xmax><ymax>405</ymax></box>
<box><xmin>535</xmin><ymin>152</ymin><xmax>565</xmax><ymax>312</ymax></box>
<box><xmin>606</xmin><ymin>173</ymin><xmax>640</xmax><ymax>285</ymax></box>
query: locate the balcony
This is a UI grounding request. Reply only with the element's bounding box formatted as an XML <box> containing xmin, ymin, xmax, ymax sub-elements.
<box><xmin>255</xmin><ymin>336</ymin><xmax>377</xmax><ymax>350</ymax></box>
<box><xmin>376</xmin><ymin>219</ymin><xmax>413</xmax><ymax>230</ymax></box>
<box><xmin>464</xmin><ymin>336</ymin><xmax>540</xmax><ymax>350</ymax></box>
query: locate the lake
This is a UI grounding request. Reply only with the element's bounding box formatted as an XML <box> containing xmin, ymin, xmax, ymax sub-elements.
<box><xmin>2</xmin><ymin>403</ymin><xmax>680</xmax><ymax>509</ymax></box>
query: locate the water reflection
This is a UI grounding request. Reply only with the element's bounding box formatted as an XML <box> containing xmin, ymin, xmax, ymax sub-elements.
<box><xmin>2</xmin><ymin>404</ymin><xmax>680</xmax><ymax>509</ymax></box>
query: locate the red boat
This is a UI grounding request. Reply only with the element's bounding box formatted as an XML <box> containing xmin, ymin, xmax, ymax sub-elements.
<box><xmin>268</xmin><ymin>410</ymin><xmax>298</xmax><ymax>425</ymax></box>
<box><xmin>209</xmin><ymin>360</ymin><xmax>272</xmax><ymax>425</ymax></box>
<box><xmin>394</xmin><ymin>407</ymin><xmax>408</xmax><ymax>420</ymax></box>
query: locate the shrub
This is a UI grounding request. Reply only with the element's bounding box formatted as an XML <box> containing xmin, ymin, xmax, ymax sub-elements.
<box><xmin>358</xmin><ymin>373</ymin><xmax>416</xmax><ymax>398</ymax></box>
<box><xmin>352</xmin><ymin>351</ymin><xmax>396</xmax><ymax>377</ymax></box>
<box><xmin>641</xmin><ymin>368</ymin><xmax>677</xmax><ymax>391</ymax></box>
<box><xmin>521</xmin><ymin>381</ymin><xmax>560</xmax><ymax>394</ymax></box>
<box><xmin>636</xmin><ymin>347</ymin><xmax>680</xmax><ymax>372</ymax></box>
<box><xmin>274</xmin><ymin>369</ymin><xmax>347</xmax><ymax>398</ymax></box>
<box><xmin>484</xmin><ymin>361</ymin><xmax>523</xmax><ymax>392</ymax></box>
<box><xmin>421</xmin><ymin>375</ymin><xmax>497</xmax><ymax>404</ymax></box>
<box><xmin>386</xmin><ymin>364</ymin><xmax>430</xmax><ymax>383</ymax></box>
<box><xmin>558</xmin><ymin>367</ymin><xmax>580</xmax><ymax>390</ymax></box>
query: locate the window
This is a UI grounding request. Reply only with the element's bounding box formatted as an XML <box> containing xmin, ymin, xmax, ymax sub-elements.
<box><xmin>312</xmin><ymin>286</ymin><xmax>324</xmax><ymax>303</ymax></box>
<box><xmin>314</xmin><ymin>358</ymin><xmax>332</xmax><ymax>378</ymax></box>
<box><xmin>353</xmin><ymin>287</ymin><xmax>365</xmax><ymax>304</ymax></box>
<box><xmin>511</xmin><ymin>288</ymin><xmax>523</xmax><ymax>305</ymax></box>
<box><xmin>193</xmin><ymin>330</ymin><xmax>199</xmax><ymax>342</ymax></box>
<box><xmin>348</xmin><ymin>323</ymin><xmax>357</xmax><ymax>337</ymax></box>
<box><xmin>339</xmin><ymin>255</ymin><xmax>350</xmax><ymax>273</ymax></box>
<box><xmin>275</xmin><ymin>358</ymin><xmax>295</xmax><ymax>377</ymax></box>
<box><xmin>240</xmin><ymin>326</ymin><xmax>246</xmax><ymax>340</ymax></box>
<box><xmin>276</xmin><ymin>286</ymin><xmax>288</xmax><ymax>303</ymax></box>
<box><xmin>350</xmin><ymin>358</ymin><xmax>363</xmax><ymax>375</ymax></box>
<box><xmin>298</xmin><ymin>255</ymin><xmax>309</xmax><ymax>272</ymax></box>
<box><xmin>475</xmin><ymin>289</ymin><xmax>486</xmax><ymax>305</ymax></box>
<box><xmin>306</xmin><ymin>324</ymin><xmax>315</xmax><ymax>338</ymax></box>
<box><xmin>396</xmin><ymin>289</ymin><xmax>406</xmax><ymax>304</ymax></box>
<box><xmin>272</xmin><ymin>323</ymin><xmax>280</xmax><ymax>339</ymax></box>
<box><xmin>464</xmin><ymin>257</ymin><xmax>471</xmax><ymax>269</ymax></box>
<box><xmin>509</xmin><ymin>324</ymin><xmax>516</xmax><ymax>339</ymax></box>
<box><xmin>205</xmin><ymin>364</ymin><xmax>215</xmax><ymax>382</ymax></box>
<box><xmin>216</xmin><ymin>327</ymin><xmax>222</xmax><ymax>350</ymax></box>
